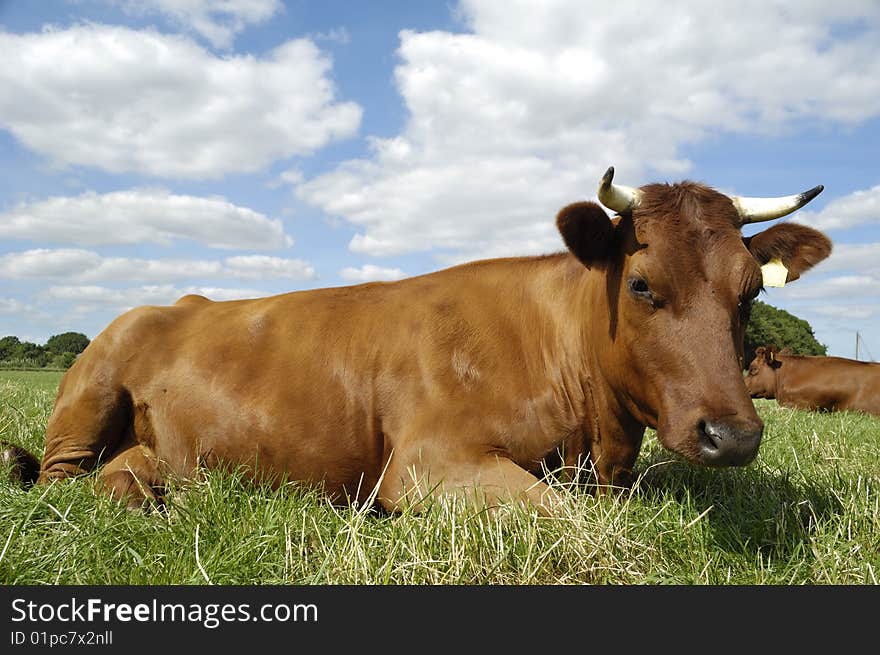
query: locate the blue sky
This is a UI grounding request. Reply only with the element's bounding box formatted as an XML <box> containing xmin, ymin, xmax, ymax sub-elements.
<box><xmin>0</xmin><ymin>0</ymin><xmax>878</xmax><ymax>359</ymax></box>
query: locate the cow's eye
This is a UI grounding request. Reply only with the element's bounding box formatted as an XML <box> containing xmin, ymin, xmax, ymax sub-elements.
<box><xmin>628</xmin><ymin>277</ymin><xmax>653</xmax><ymax>301</ymax></box>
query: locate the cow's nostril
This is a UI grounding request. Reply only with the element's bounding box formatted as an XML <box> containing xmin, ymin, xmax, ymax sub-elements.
<box><xmin>697</xmin><ymin>418</ymin><xmax>762</xmax><ymax>467</ymax></box>
<box><xmin>697</xmin><ymin>420</ymin><xmax>719</xmax><ymax>451</ymax></box>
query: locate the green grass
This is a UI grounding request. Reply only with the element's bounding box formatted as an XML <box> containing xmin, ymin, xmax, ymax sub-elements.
<box><xmin>1</xmin><ymin>370</ymin><xmax>878</xmax><ymax>584</ymax></box>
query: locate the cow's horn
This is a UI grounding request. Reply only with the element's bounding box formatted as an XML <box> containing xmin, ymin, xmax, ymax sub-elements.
<box><xmin>597</xmin><ymin>166</ymin><xmax>642</xmax><ymax>213</ymax></box>
<box><xmin>732</xmin><ymin>185</ymin><xmax>824</xmax><ymax>225</ymax></box>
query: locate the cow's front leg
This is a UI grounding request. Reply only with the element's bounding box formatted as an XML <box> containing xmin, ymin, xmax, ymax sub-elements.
<box><xmin>96</xmin><ymin>442</ymin><xmax>166</xmax><ymax>511</ymax></box>
<box><xmin>588</xmin><ymin>427</ymin><xmax>645</xmax><ymax>492</ymax></box>
<box><xmin>377</xmin><ymin>440</ymin><xmax>562</xmax><ymax>515</ymax></box>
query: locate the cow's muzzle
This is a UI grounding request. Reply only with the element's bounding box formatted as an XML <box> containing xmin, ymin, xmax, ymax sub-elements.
<box><xmin>696</xmin><ymin>418</ymin><xmax>763</xmax><ymax>467</ymax></box>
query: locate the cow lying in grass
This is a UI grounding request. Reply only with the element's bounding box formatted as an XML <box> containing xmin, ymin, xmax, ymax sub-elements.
<box><xmin>2</xmin><ymin>168</ymin><xmax>832</xmax><ymax>512</ymax></box>
<box><xmin>745</xmin><ymin>346</ymin><xmax>880</xmax><ymax>415</ymax></box>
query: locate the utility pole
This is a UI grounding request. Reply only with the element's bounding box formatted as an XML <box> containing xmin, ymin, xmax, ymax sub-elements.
<box><xmin>854</xmin><ymin>331</ymin><xmax>875</xmax><ymax>362</ymax></box>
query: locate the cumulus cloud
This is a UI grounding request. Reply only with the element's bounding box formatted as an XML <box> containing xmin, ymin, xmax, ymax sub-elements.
<box><xmin>808</xmin><ymin>304</ymin><xmax>880</xmax><ymax>321</ymax></box>
<box><xmin>809</xmin><ymin>242</ymin><xmax>880</xmax><ymax>276</ymax></box>
<box><xmin>0</xmin><ymin>249</ymin><xmax>316</xmax><ymax>282</ymax></box>
<box><xmin>338</xmin><ymin>264</ymin><xmax>407</xmax><ymax>282</ymax></box>
<box><xmin>311</xmin><ymin>27</ymin><xmax>351</xmax><ymax>45</ymax></box>
<box><xmin>295</xmin><ymin>0</ymin><xmax>880</xmax><ymax>261</ymax></box>
<box><xmin>0</xmin><ymin>297</ymin><xmax>49</xmax><ymax>325</ymax></box>
<box><xmin>115</xmin><ymin>0</ymin><xmax>283</xmax><ymax>49</ymax></box>
<box><xmin>223</xmin><ymin>255</ymin><xmax>315</xmax><ymax>280</ymax></box>
<box><xmin>0</xmin><ymin>298</ymin><xmax>29</xmax><ymax>314</ymax></box>
<box><xmin>0</xmin><ymin>24</ymin><xmax>361</xmax><ymax>178</ymax></box>
<box><xmin>0</xmin><ymin>189</ymin><xmax>293</xmax><ymax>249</ymax></box>
<box><xmin>44</xmin><ymin>284</ymin><xmax>268</xmax><ymax>308</ymax></box>
<box><xmin>795</xmin><ymin>185</ymin><xmax>880</xmax><ymax>231</ymax></box>
<box><xmin>778</xmin><ymin>275</ymin><xmax>879</xmax><ymax>300</ymax></box>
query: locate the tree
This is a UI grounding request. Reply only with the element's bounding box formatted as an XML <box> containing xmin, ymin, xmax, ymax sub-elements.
<box><xmin>0</xmin><ymin>336</ymin><xmax>21</xmax><ymax>360</ymax></box>
<box><xmin>50</xmin><ymin>352</ymin><xmax>77</xmax><ymax>369</ymax></box>
<box><xmin>46</xmin><ymin>332</ymin><xmax>90</xmax><ymax>356</ymax></box>
<box><xmin>744</xmin><ymin>300</ymin><xmax>826</xmax><ymax>367</ymax></box>
<box><xmin>10</xmin><ymin>341</ymin><xmax>50</xmax><ymax>367</ymax></box>
<box><xmin>0</xmin><ymin>333</ymin><xmax>88</xmax><ymax>368</ymax></box>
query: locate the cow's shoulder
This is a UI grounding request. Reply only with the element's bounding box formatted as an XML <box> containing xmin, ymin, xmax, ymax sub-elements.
<box><xmin>98</xmin><ymin>300</ymin><xmax>204</xmax><ymax>350</ymax></box>
<box><xmin>174</xmin><ymin>293</ymin><xmax>212</xmax><ymax>307</ymax></box>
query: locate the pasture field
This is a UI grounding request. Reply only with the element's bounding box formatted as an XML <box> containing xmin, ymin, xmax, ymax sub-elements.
<box><xmin>1</xmin><ymin>370</ymin><xmax>878</xmax><ymax>585</ymax></box>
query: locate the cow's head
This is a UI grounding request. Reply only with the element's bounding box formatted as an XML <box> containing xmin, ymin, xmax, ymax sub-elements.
<box><xmin>744</xmin><ymin>346</ymin><xmax>783</xmax><ymax>400</ymax></box>
<box><xmin>557</xmin><ymin>167</ymin><xmax>831</xmax><ymax>467</ymax></box>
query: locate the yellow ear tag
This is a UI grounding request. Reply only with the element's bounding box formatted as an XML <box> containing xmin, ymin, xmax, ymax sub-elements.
<box><xmin>761</xmin><ymin>258</ymin><xmax>788</xmax><ymax>288</ymax></box>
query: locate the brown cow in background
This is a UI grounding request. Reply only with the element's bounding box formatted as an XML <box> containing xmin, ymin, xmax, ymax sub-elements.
<box><xmin>746</xmin><ymin>346</ymin><xmax>880</xmax><ymax>415</ymax></box>
<box><xmin>3</xmin><ymin>167</ymin><xmax>832</xmax><ymax>512</ymax></box>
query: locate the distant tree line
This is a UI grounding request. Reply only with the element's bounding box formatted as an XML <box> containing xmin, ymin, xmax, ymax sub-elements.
<box><xmin>0</xmin><ymin>332</ymin><xmax>90</xmax><ymax>370</ymax></box>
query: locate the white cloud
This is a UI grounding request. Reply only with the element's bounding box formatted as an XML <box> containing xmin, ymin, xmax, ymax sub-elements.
<box><xmin>778</xmin><ymin>275</ymin><xmax>879</xmax><ymax>300</ymax></box>
<box><xmin>0</xmin><ymin>24</ymin><xmax>361</xmax><ymax>178</ymax></box>
<box><xmin>312</xmin><ymin>27</ymin><xmax>351</xmax><ymax>45</ymax></box>
<box><xmin>0</xmin><ymin>189</ymin><xmax>293</xmax><ymax>249</ymax></box>
<box><xmin>0</xmin><ymin>297</ymin><xmax>50</xmax><ymax>324</ymax></box>
<box><xmin>0</xmin><ymin>249</ymin><xmax>316</xmax><ymax>282</ymax></box>
<box><xmin>44</xmin><ymin>284</ymin><xmax>267</xmax><ymax>308</ymax></box>
<box><xmin>808</xmin><ymin>304</ymin><xmax>880</xmax><ymax>320</ymax></box>
<box><xmin>795</xmin><ymin>185</ymin><xmax>880</xmax><ymax>231</ymax></box>
<box><xmin>810</xmin><ymin>241</ymin><xmax>880</xmax><ymax>275</ymax></box>
<box><xmin>0</xmin><ymin>249</ymin><xmax>102</xmax><ymax>279</ymax></box>
<box><xmin>302</xmin><ymin>151</ymin><xmax>578</xmax><ymax>258</ymax></box>
<box><xmin>116</xmin><ymin>0</ymin><xmax>283</xmax><ymax>49</ymax></box>
<box><xmin>223</xmin><ymin>255</ymin><xmax>315</xmax><ymax>280</ymax></box>
<box><xmin>279</xmin><ymin>168</ymin><xmax>305</xmax><ymax>185</ymax></box>
<box><xmin>0</xmin><ymin>298</ymin><xmax>28</xmax><ymax>314</ymax></box>
<box><xmin>338</xmin><ymin>264</ymin><xmax>407</xmax><ymax>282</ymax></box>
<box><xmin>296</xmin><ymin>0</ymin><xmax>880</xmax><ymax>260</ymax></box>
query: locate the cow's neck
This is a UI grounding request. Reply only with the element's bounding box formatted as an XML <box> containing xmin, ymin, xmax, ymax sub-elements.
<box><xmin>774</xmin><ymin>358</ymin><xmax>792</xmax><ymax>404</ymax></box>
<box><xmin>544</xmin><ymin>253</ymin><xmax>647</xmax><ymax>480</ymax></box>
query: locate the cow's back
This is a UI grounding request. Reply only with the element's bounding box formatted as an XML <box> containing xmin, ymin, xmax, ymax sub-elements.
<box><xmin>780</xmin><ymin>356</ymin><xmax>880</xmax><ymax>415</ymax></box>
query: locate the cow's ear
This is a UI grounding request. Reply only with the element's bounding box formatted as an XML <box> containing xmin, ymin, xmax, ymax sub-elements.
<box><xmin>766</xmin><ymin>345</ymin><xmax>783</xmax><ymax>368</ymax></box>
<box><xmin>557</xmin><ymin>201</ymin><xmax>617</xmax><ymax>267</ymax></box>
<box><xmin>744</xmin><ymin>223</ymin><xmax>832</xmax><ymax>283</ymax></box>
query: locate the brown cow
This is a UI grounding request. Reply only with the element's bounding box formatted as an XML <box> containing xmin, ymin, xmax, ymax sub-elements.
<box><xmin>3</xmin><ymin>167</ymin><xmax>831</xmax><ymax>512</ymax></box>
<box><xmin>746</xmin><ymin>346</ymin><xmax>880</xmax><ymax>415</ymax></box>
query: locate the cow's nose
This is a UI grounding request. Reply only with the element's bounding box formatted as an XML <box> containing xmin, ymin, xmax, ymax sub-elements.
<box><xmin>696</xmin><ymin>418</ymin><xmax>763</xmax><ymax>467</ymax></box>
